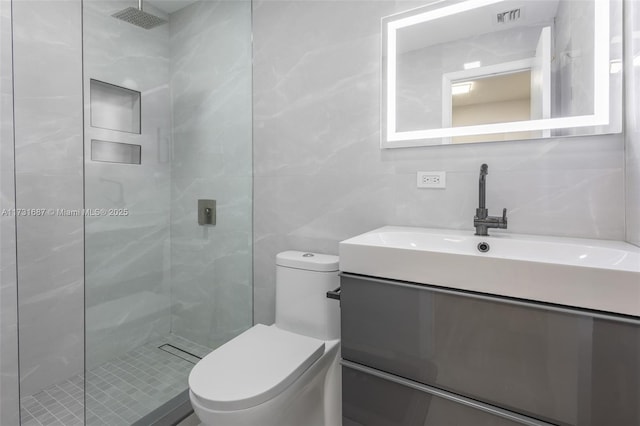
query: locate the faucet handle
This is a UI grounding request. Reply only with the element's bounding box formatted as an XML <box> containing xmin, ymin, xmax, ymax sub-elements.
<box><xmin>502</xmin><ymin>208</ymin><xmax>507</xmax><ymax>220</ymax></box>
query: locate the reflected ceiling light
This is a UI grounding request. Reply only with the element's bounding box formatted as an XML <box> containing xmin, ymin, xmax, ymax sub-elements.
<box><xmin>452</xmin><ymin>82</ymin><xmax>473</xmax><ymax>95</ymax></box>
<box><xmin>610</xmin><ymin>60</ymin><xmax>622</xmax><ymax>74</ymax></box>
<box><xmin>464</xmin><ymin>61</ymin><xmax>481</xmax><ymax>69</ymax></box>
<box><xmin>634</xmin><ymin>56</ymin><xmax>640</xmax><ymax>67</ymax></box>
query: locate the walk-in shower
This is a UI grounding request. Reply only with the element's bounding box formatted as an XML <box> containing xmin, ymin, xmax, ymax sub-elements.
<box><xmin>84</xmin><ymin>0</ymin><xmax>253</xmax><ymax>423</ymax></box>
<box><xmin>6</xmin><ymin>0</ymin><xmax>253</xmax><ymax>424</ymax></box>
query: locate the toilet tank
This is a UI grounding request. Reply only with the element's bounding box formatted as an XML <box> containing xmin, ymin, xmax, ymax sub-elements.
<box><xmin>275</xmin><ymin>251</ymin><xmax>340</xmax><ymax>341</ymax></box>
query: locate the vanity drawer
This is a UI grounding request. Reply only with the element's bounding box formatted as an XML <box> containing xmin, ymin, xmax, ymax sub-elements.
<box><xmin>340</xmin><ymin>273</ymin><xmax>640</xmax><ymax>426</ymax></box>
<box><xmin>342</xmin><ymin>362</ymin><xmax>546</xmax><ymax>426</ymax></box>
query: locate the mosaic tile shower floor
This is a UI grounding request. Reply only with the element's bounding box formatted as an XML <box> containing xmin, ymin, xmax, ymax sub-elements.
<box><xmin>20</xmin><ymin>334</ymin><xmax>211</xmax><ymax>426</ymax></box>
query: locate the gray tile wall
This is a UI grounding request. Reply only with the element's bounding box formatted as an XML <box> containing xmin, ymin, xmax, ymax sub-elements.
<box><xmin>12</xmin><ymin>0</ymin><xmax>85</xmax><ymax>396</ymax></box>
<box><xmin>251</xmin><ymin>0</ymin><xmax>626</xmax><ymax>325</ymax></box>
<box><xmin>83</xmin><ymin>0</ymin><xmax>172</xmax><ymax>369</ymax></box>
<box><xmin>626</xmin><ymin>0</ymin><xmax>640</xmax><ymax>247</ymax></box>
<box><xmin>0</xmin><ymin>0</ymin><xmax>20</xmax><ymax>424</ymax></box>
<box><xmin>169</xmin><ymin>0</ymin><xmax>253</xmax><ymax>348</ymax></box>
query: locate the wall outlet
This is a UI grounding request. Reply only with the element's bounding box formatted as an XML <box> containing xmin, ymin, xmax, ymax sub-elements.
<box><xmin>417</xmin><ymin>171</ymin><xmax>446</xmax><ymax>189</ymax></box>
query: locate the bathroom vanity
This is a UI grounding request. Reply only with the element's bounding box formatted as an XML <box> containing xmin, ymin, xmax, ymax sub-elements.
<box><xmin>338</xmin><ymin>227</ymin><xmax>640</xmax><ymax>426</ymax></box>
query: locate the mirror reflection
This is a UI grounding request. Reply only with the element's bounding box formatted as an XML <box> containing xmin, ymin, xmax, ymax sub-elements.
<box><xmin>383</xmin><ymin>0</ymin><xmax>622</xmax><ymax>147</ymax></box>
<box><xmin>451</xmin><ymin>70</ymin><xmax>535</xmax><ymax>143</ymax></box>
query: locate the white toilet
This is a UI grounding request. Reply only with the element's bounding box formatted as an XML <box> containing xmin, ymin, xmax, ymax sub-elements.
<box><xmin>188</xmin><ymin>251</ymin><xmax>342</xmax><ymax>426</ymax></box>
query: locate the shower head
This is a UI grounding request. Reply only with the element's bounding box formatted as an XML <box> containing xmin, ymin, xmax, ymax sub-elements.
<box><xmin>112</xmin><ymin>0</ymin><xmax>166</xmax><ymax>30</ymax></box>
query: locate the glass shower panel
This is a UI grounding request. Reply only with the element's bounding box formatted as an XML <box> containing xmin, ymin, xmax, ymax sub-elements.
<box><xmin>83</xmin><ymin>0</ymin><xmax>253</xmax><ymax>424</ymax></box>
<box><xmin>1</xmin><ymin>1</ymin><xmax>20</xmax><ymax>424</ymax></box>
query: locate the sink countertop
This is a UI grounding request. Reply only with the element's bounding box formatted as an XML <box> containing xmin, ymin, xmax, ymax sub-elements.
<box><xmin>339</xmin><ymin>226</ymin><xmax>640</xmax><ymax>317</ymax></box>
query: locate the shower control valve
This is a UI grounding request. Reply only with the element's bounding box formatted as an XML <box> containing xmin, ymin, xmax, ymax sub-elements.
<box><xmin>198</xmin><ymin>199</ymin><xmax>216</xmax><ymax>226</ymax></box>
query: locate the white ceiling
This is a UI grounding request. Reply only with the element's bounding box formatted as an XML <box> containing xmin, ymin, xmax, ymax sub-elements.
<box><xmin>396</xmin><ymin>0</ymin><xmax>560</xmax><ymax>54</ymax></box>
<box><xmin>147</xmin><ymin>0</ymin><xmax>198</xmax><ymax>14</ymax></box>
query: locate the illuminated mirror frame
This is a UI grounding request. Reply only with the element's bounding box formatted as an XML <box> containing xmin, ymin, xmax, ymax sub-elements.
<box><xmin>382</xmin><ymin>0</ymin><xmax>611</xmax><ymax>148</ymax></box>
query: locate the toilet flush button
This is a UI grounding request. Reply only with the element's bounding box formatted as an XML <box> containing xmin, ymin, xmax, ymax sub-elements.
<box><xmin>302</xmin><ymin>253</ymin><xmax>314</xmax><ymax>257</ymax></box>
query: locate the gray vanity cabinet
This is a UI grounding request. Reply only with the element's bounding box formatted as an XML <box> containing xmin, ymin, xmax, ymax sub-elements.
<box><xmin>342</xmin><ymin>364</ymin><xmax>524</xmax><ymax>426</ymax></box>
<box><xmin>340</xmin><ymin>273</ymin><xmax>640</xmax><ymax>426</ymax></box>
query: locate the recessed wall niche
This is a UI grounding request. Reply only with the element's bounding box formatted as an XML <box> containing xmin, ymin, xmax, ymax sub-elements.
<box><xmin>91</xmin><ymin>140</ymin><xmax>141</xmax><ymax>165</ymax></box>
<box><xmin>90</xmin><ymin>79</ymin><xmax>141</xmax><ymax>134</ymax></box>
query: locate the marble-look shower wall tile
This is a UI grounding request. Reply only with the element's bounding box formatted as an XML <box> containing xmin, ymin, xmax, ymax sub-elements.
<box><xmin>169</xmin><ymin>0</ymin><xmax>253</xmax><ymax>347</ymax></box>
<box><xmin>0</xmin><ymin>0</ymin><xmax>20</xmax><ymax>423</ymax></box>
<box><xmin>252</xmin><ymin>0</ymin><xmax>626</xmax><ymax>325</ymax></box>
<box><xmin>12</xmin><ymin>0</ymin><xmax>85</xmax><ymax>396</ymax></box>
<box><xmin>170</xmin><ymin>176</ymin><xmax>252</xmax><ymax>346</ymax></box>
<box><xmin>83</xmin><ymin>0</ymin><xmax>173</xmax><ymax>367</ymax></box>
<box><xmin>625</xmin><ymin>0</ymin><xmax>640</xmax><ymax>247</ymax></box>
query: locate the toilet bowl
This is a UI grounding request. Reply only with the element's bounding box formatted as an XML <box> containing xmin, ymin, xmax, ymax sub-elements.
<box><xmin>189</xmin><ymin>251</ymin><xmax>341</xmax><ymax>426</ymax></box>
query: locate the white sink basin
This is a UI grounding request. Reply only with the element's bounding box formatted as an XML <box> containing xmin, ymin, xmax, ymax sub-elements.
<box><xmin>339</xmin><ymin>226</ymin><xmax>640</xmax><ymax>317</ymax></box>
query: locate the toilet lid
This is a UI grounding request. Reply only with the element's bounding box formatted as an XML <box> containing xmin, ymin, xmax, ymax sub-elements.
<box><xmin>189</xmin><ymin>324</ymin><xmax>325</xmax><ymax>411</ymax></box>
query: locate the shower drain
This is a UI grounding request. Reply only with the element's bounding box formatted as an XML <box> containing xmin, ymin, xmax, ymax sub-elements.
<box><xmin>158</xmin><ymin>344</ymin><xmax>202</xmax><ymax>364</ymax></box>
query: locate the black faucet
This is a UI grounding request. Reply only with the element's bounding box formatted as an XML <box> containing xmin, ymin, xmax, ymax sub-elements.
<box><xmin>474</xmin><ymin>164</ymin><xmax>507</xmax><ymax>236</ymax></box>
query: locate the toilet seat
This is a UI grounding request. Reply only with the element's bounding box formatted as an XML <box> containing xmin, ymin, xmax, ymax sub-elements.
<box><xmin>189</xmin><ymin>324</ymin><xmax>325</xmax><ymax>412</ymax></box>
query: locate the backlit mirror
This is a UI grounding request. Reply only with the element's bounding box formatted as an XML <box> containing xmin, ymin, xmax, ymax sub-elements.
<box><xmin>382</xmin><ymin>0</ymin><xmax>622</xmax><ymax>148</ymax></box>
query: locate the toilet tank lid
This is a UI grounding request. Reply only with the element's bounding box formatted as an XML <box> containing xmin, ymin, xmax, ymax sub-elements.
<box><xmin>276</xmin><ymin>251</ymin><xmax>339</xmax><ymax>272</ymax></box>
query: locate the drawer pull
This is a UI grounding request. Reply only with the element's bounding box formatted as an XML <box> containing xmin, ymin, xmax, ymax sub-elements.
<box><xmin>341</xmin><ymin>360</ymin><xmax>555</xmax><ymax>426</ymax></box>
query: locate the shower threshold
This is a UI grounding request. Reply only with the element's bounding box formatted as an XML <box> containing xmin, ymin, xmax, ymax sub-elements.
<box><xmin>20</xmin><ymin>334</ymin><xmax>211</xmax><ymax>426</ymax></box>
